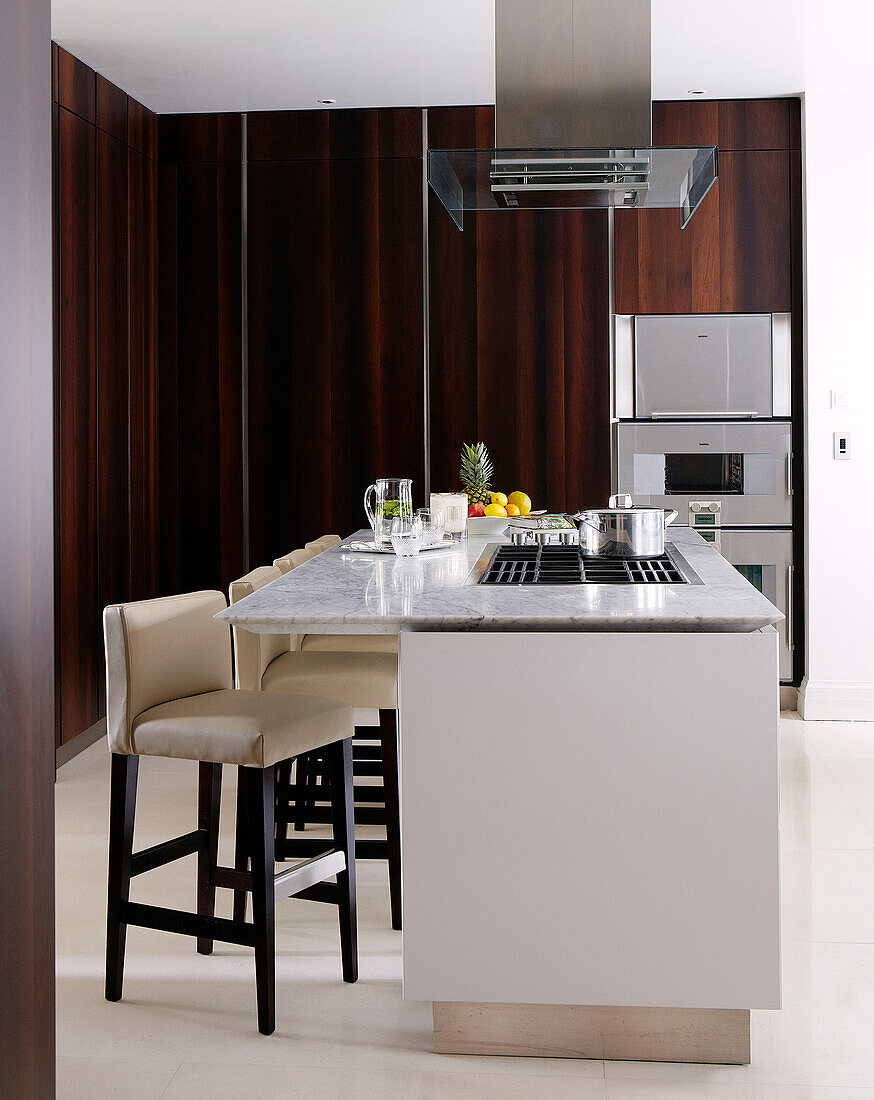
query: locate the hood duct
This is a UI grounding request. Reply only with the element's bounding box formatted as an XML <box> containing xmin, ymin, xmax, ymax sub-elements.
<box><xmin>428</xmin><ymin>0</ymin><xmax>717</xmax><ymax>230</ymax></box>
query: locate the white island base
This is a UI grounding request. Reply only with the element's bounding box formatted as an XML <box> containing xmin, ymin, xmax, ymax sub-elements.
<box><xmin>398</xmin><ymin>630</ymin><xmax>780</xmax><ymax>1064</ymax></box>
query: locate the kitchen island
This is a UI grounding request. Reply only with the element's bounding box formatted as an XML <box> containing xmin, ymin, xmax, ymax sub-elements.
<box><xmin>219</xmin><ymin>526</ymin><xmax>782</xmax><ymax>1064</ymax></box>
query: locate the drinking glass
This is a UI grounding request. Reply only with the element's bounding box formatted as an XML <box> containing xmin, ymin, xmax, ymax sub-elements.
<box><xmin>416</xmin><ymin>508</ymin><xmax>446</xmax><ymax>547</ymax></box>
<box><xmin>390</xmin><ymin>515</ymin><xmax>424</xmax><ymax>557</ymax></box>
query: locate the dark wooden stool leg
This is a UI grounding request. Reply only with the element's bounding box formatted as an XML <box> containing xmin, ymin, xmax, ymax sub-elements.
<box><xmin>328</xmin><ymin>737</ymin><xmax>358</xmax><ymax>983</ymax></box>
<box><xmin>232</xmin><ymin>768</ymin><xmax>249</xmax><ymax>922</ymax></box>
<box><xmin>379</xmin><ymin>709</ymin><xmax>403</xmax><ymax>931</ymax></box>
<box><xmin>106</xmin><ymin>752</ymin><xmax>139</xmax><ymax>1001</ymax></box>
<box><xmin>292</xmin><ymin>752</ymin><xmax>312</xmax><ymax>831</ymax></box>
<box><xmin>245</xmin><ymin>765</ymin><xmax>276</xmax><ymax>1036</ymax></box>
<box><xmin>197</xmin><ymin>762</ymin><xmax>222</xmax><ymax>954</ymax></box>
<box><xmin>275</xmin><ymin>759</ymin><xmax>291</xmax><ymax>850</ymax></box>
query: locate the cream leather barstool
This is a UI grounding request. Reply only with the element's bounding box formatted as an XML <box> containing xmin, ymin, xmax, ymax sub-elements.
<box><xmin>305</xmin><ymin>534</ymin><xmax>342</xmax><ymax>552</ymax></box>
<box><xmin>102</xmin><ymin>590</ymin><xmax>358</xmax><ymax>1035</ymax></box>
<box><xmin>273</xmin><ymin>547</ymin><xmax>315</xmax><ymax>575</ymax></box>
<box><xmin>230</xmin><ymin>564</ymin><xmax>403</xmax><ymax>929</ymax></box>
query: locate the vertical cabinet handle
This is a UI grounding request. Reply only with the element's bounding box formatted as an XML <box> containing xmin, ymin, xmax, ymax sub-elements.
<box><xmin>786</xmin><ymin>564</ymin><xmax>794</xmax><ymax>652</ymax></box>
<box><xmin>786</xmin><ymin>452</ymin><xmax>794</xmax><ymax>497</ymax></box>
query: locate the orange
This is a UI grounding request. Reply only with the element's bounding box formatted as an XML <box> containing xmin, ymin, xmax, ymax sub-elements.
<box><xmin>508</xmin><ymin>491</ymin><xmax>531</xmax><ymax>515</ymax></box>
<box><xmin>505</xmin><ymin>503</ymin><xmax>521</xmax><ymax>517</ymax></box>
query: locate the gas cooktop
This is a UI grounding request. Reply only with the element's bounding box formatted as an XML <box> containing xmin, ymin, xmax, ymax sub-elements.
<box><xmin>478</xmin><ymin>544</ymin><xmax>692</xmax><ymax>586</ymax></box>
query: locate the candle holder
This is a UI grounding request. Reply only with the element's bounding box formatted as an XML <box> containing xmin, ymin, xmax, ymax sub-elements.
<box><xmin>429</xmin><ymin>492</ymin><xmax>468</xmax><ymax>542</ymax></box>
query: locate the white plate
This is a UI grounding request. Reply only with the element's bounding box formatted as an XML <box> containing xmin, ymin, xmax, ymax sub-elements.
<box><xmin>466</xmin><ymin>516</ymin><xmax>510</xmax><ymax>535</ymax></box>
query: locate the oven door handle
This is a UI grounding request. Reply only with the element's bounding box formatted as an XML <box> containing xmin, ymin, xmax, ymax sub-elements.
<box><xmin>650</xmin><ymin>411</ymin><xmax>760</xmax><ymax>419</ymax></box>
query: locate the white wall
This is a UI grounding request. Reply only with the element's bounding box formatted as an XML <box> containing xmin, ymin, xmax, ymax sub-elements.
<box><xmin>799</xmin><ymin>3</ymin><xmax>874</xmax><ymax>719</ymax></box>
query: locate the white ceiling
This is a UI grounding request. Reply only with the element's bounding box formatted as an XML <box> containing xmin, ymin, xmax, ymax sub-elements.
<box><xmin>51</xmin><ymin>0</ymin><xmax>807</xmax><ymax>115</ymax></box>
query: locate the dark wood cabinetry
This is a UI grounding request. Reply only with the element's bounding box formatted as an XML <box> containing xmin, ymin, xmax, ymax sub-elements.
<box><xmin>428</xmin><ymin>106</ymin><xmax>611</xmax><ymax>511</ymax></box>
<box><xmin>246</xmin><ymin>109</ymin><xmax>425</xmax><ymax>561</ymax></box>
<box><xmin>615</xmin><ymin>99</ymin><xmax>797</xmax><ymax>315</ymax></box>
<box><xmin>53</xmin><ymin>48</ymin><xmax>164</xmax><ymax>746</ymax></box>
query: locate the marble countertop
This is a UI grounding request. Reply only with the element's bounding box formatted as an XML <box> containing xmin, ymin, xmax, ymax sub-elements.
<box><xmin>217</xmin><ymin>526</ymin><xmax>783</xmax><ymax>635</ymax></box>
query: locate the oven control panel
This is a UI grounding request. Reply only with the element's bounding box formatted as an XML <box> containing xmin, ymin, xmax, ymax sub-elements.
<box><xmin>689</xmin><ymin>500</ymin><xmax>722</xmax><ymax>528</ymax></box>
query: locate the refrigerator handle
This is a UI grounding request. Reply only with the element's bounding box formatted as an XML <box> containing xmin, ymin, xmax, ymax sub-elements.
<box><xmin>786</xmin><ymin>564</ymin><xmax>794</xmax><ymax>652</ymax></box>
<box><xmin>786</xmin><ymin>452</ymin><xmax>794</xmax><ymax>497</ymax></box>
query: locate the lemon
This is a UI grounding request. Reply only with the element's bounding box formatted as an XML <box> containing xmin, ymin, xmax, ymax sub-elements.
<box><xmin>490</xmin><ymin>492</ymin><xmax>508</xmax><ymax>507</ymax></box>
<box><xmin>505</xmin><ymin>503</ymin><xmax>521</xmax><ymax>517</ymax></box>
<box><xmin>508</xmin><ymin>491</ymin><xmax>531</xmax><ymax>515</ymax></box>
<box><xmin>484</xmin><ymin>503</ymin><xmax>508</xmax><ymax>518</ymax></box>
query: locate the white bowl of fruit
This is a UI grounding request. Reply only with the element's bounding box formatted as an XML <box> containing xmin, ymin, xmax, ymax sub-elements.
<box><xmin>459</xmin><ymin>442</ymin><xmax>533</xmax><ymax>535</ymax></box>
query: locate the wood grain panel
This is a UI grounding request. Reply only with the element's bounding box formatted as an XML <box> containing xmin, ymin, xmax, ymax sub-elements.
<box><xmin>246</xmin><ymin>152</ymin><xmax>425</xmax><ymax>563</ymax></box>
<box><xmin>652</xmin><ymin>98</ymin><xmax>795</xmax><ymax>151</ymax></box>
<box><xmin>717</xmin><ymin>150</ymin><xmax>791</xmax><ymax>312</ymax></box>
<box><xmin>615</xmin><ymin>149</ymin><xmax>790</xmax><ymax>315</ymax></box>
<box><xmin>127</xmin><ymin>97</ymin><xmax>157</xmax><ymax>159</ymax></box>
<box><xmin>157</xmin><ymin>163</ymin><xmax>180</xmax><ymax>595</ymax></box>
<box><xmin>717</xmin><ymin>99</ymin><xmax>793</xmax><ymax>151</ymax></box>
<box><xmin>428</xmin><ymin>105</ymin><xmax>610</xmax><ymax>511</ymax></box>
<box><xmin>128</xmin><ymin>149</ymin><xmax>161</xmax><ymax>600</ymax></box>
<box><xmin>95</xmin><ymin>129</ymin><xmax>130</xmax><ymax>693</ymax></box>
<box><xmin>427</xmin><ymin>106</ymin><xmax>493</xmax><ymax>494</ymax></box>
<box><xmin>96</xmin><ymin>73</ymin><xmax>127</xmax><ymax>141</ymax></box>
<box><xmin>158</xmin><ymin>113</ymin><xmax>241</xmax><ymax>163</ymax></box>
<box><xmin>175</xmin><ymin>162</ymin><xmax>244</xmax><ymax>591</ymax></box>
<box><xmin>57</xmin><ymin>105</ymin><xmax>100</xmax><ymax>743</ymax></box>
<box><xmin>247</xmin><ymin>107</ymin><xmax>422</xmax><ymax>161</ymax></box>
<box><xmin>433</xmin><ymin>1003</ymin><xmax>750</xmax><ymax>1063</ymax></box>
<box><xmin>56</xmin><ymin>45</ymin><xmax>95</xmax><ymax>122</ymax></box>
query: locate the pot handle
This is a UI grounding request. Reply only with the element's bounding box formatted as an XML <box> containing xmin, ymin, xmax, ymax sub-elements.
<box><xmin>664</xmin><ymin>509</ymin><xmax>678</xmax><ymax>527</ymax></box>
<box><xmin>609</xmin><ymin>493</ymin><xmax>633</xmax><ymax>509</ymax></box>
<box><xmin>579</xmin><ymin>514</ymin><xmax>607</xmax><ymax>533</ymax></box>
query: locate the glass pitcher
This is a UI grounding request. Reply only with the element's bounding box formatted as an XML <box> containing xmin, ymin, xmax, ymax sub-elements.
<box><xmin>363</xmin><ymin>478</ymin><xmax>413</xmax><ymax>549</ymax></box>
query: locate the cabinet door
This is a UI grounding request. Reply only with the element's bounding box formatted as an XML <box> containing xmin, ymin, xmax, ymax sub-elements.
<box><xmin>246</xmin><ymin>152</ymin><xmax>425</xmax><ymax>563</ymax></box>
<box><xmin>57</xmin><ymin>106</ymin><xmax>100</xmax><ymax>744</ymax></box>
<box><xmin>615</xmin><ymin>151</ymin><xmax>792</xmax><ymax>315</ymax></box>
<box><xmin>428</xmin><ymin>105</ymin><xmax>612</xmax><ymax>514</ymax></box>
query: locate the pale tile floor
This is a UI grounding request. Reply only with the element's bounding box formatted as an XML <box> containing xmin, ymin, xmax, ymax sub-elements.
<box><xmin>55</xmin><ymin>713</ymin><xmax>874</xmax><ymax>1099</ymax></box>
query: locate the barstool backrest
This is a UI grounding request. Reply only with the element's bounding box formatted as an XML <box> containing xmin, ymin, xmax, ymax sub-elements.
<box><xmin>229</xmin><ymin>565</ymin><xmax>290</xmax><ymax>689</ymax></box>
<box><xmin>103</xmin><ymin>591</ymin><xmax>232</xmax><ymax>755</ymax></box>
<box><xmin>305</xmin><ymin>534</ymin><xmax>342</xmax><ymax>553</ymax></box>
<box><xmin>273</xmin><ymin>547</ymin><xmax>315</xmax><ymax>574</ymax></box>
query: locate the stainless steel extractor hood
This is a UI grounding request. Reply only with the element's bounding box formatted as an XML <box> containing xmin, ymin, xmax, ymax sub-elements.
<box><xmin>428</xmin><ymin>0</ymin><xmax>717</xmax><ymax>230</ymax></box>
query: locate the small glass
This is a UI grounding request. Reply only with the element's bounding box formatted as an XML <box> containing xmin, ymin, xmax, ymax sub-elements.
<box><xmin>390</xmin><ymin>515</ymin><xmax>424</xmax><ymax>557</ymax></box>
<box><xmin>416</xmin><ymin>508</ymin><xmax>446</xmax><ymax>547</ymax></box>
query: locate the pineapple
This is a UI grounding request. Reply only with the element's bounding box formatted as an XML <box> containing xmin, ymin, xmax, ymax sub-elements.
<box><xmin>460</xmin><ymin>442</ymin><xmax>494</xmax><ymax>507</ymax></box>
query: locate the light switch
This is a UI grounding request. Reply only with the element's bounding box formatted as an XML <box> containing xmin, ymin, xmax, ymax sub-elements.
<box><xmin>834</xmin><ymin>432</ymin><xmax>851</xmax><ymax>460</ymax></box>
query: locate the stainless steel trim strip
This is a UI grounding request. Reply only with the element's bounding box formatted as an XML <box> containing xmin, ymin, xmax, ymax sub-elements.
<box><xmin>422</xmin><ymin>109</ymin><xmax>431</xmax><ymax>501</ymax></box>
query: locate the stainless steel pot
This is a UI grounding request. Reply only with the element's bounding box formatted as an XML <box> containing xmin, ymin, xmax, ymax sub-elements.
<box><xmin>577</xmin><ymin>494</ymin><xmax>678</xmax><ymax>559</ymax></box>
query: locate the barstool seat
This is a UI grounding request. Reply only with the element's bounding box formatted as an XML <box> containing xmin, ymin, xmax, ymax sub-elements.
<box><xmin>131</xmin><ymin>688</ymin><xmax>351</xmax><ymax>768</ymax></box>
<box><xmin>261</xmin><ymin>650</ymin><xmax>398</xmax><ymax>710</ymax></box>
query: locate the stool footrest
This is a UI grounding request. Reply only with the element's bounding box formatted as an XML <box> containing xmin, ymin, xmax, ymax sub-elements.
<box><xmin>274</xmin><ymin>850</ymin><xmax>345</xmax><ymax>901</ymax></box>
<box><xmin>121</xmin><ymin>900</ymin><xmax>256</xmax><ymax>948</ymax></box>
<box><xmin>131</xmin><ymin>829</ymin><xmax>206</xmax><ymax>877</ymax></box>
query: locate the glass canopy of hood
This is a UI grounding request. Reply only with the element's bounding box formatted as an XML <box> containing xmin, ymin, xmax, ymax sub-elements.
<box><xmin>427</xmin><ymin>145</ymin><xmax>718</xmax><ymax>230</ymax></box>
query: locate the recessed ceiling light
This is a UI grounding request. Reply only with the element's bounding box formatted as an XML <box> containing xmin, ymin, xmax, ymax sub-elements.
<box><xmin>318</xmin><ymin>98</ymin><xmax>336</xmax><ymax>105</ymax></box>
<box><xmin>688</xmin><ymin>89</ymin><xmax>707</xmax><ymax>96</ymax></box>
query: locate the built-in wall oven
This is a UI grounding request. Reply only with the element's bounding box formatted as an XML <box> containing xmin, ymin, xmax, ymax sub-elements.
<box><xmin>616</xmin><ymin>420</ymin><xmax>792</xmax><ymax>527</ymax></box>
<box><xmin>693</xmin><ymin>528</ymin><xmax>794</xmax><ymax>680</ymax></box>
